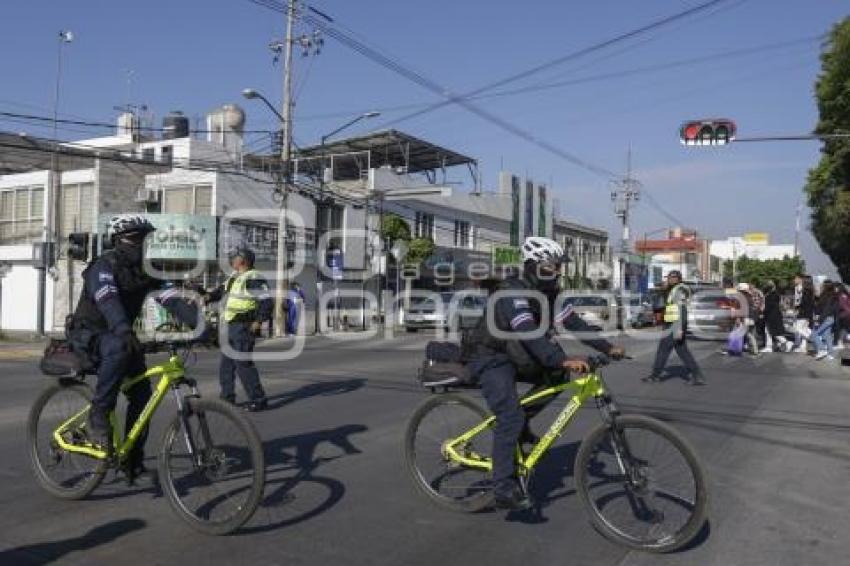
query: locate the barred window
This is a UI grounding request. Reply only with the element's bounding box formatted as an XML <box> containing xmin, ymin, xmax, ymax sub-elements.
<box><xmin>0</xmin><ymin>185</ymin><xmax>45</xmax><ymax>244</ymax></box>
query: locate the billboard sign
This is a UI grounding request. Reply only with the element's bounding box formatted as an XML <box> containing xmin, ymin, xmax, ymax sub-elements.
<box><xmin>99</xmin><ymin>213</ymin><xmax>216</xmax><ymax>260</ymax></box>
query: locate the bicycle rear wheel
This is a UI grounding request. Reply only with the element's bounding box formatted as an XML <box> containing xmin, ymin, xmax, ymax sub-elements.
<box><xmin>575</xmin><ymin>414</ymin><xmax>708</xmax><ymax>553</ymax></box>
<box><xmin>158</xmin><ymin>398</ymin><xmax>265</xmax><ymax>535</ymax></box>
<box><xmin>403</xmin><ymin>393</ymin><xmax>495</xmax><ymax>513</ymax></box>
<box><xmin>28</xmin><ymin>382</ymin><xmax>106</xmax><ymax>500</ymax></box>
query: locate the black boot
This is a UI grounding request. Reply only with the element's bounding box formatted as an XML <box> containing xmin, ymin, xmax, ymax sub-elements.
<box><xmin>494</xmin><ymin>479</ymin><xmax>533</xmax><ymax>511</ymax></box>
<box><xmin>243</xmin><ymin>398</ymin><xmax>268</xmax><ymax>412</ymax></box>
<box><xmin>641</xmin><ymin>374</ymin><xmax>662</xmax><ymax>383</ymax></box>
<box><xmin>690</xmin><ymin>374</ymin><xmax>706</xmax><ymax>386</ymax></box>
<box><xmin>219</xmin><ymin>394</ymin><xmax>236</xmax><ymax>406</ymax></box>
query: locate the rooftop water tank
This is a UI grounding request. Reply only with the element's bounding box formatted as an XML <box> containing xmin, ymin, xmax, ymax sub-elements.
<box><xmin>162</xmin><ymin>111</ymin><xmax>189</xmax><ymax>139</ymax></box>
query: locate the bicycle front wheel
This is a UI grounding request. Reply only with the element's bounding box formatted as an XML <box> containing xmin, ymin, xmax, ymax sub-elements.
<box><xmin>575</xmin><ymin>414</ymin><xmax>708</xmax><ymax>553</ymax></box>
<box><xmin>403</xmin><ymin>393</ymin><xmax>495</xmax><ymax>513</ymax></box>
<box><xmin>28</xmin><ymin>382</ymin><xmax>106</xmax><ymax>500</ymax></box>
<box><xmin>158</xmin><ymin>398</ymin><xmax>265</xmax><ymax>535</ymax></box>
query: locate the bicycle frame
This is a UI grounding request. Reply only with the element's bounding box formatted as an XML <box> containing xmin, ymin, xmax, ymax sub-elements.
<box><xmin>52</xmin><ymin>354</ymin><xmax>187</xmax><ymax>461</ymax></box>
<box><xmin>443</xmin><ymin>373</ymin><xmax>608</xmax><ymax>475</ymax></box>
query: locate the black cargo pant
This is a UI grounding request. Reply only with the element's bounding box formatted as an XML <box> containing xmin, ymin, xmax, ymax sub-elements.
<box><xmin>91</xmin><ymin>332</ymin><xmax>152</xmax><ymax>468</ymax></box>
<box><xmin>471</xmin><ymin>358</ymin><xmax>564</xmax><ymax>494</ymax></box>
<box><xmin>219</xmin><ymin>321</ymin><xmax>267</xmax><ymax>402</ymax></box>
<box><xmin>650</xmin><ymin>323</ymin><xmax>703</xmax><ymax>380</ymax></box>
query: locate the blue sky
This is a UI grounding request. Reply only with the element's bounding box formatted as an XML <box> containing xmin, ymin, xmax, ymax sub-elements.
<box><xmin>1</xmin><ymin>0</ymin><xmax>847</xmax><ymax>275</ymax></box>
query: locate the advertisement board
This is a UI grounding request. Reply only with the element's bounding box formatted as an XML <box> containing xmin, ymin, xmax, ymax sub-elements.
<box><xmin>99</xmin><ymin>213</ymin><xmax>216</xmax><ymax>260</ymax></box>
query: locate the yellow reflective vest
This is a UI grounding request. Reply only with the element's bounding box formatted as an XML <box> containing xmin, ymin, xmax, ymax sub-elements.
<box><xmin>224</xmin><ymin>269</ymin><xmax>262</xmax><ymax>322</ymax></box>
<box><xmin>663</xmin><ymin>283</ymin><xmax>689</xmax><ymax>323</ymax></box>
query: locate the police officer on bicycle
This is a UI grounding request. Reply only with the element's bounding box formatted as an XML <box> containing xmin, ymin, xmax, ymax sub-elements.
<box><xmin>200</xmin><ymin>246</ymin><xmax>271</xmax><ymax>412</ymax></box>
<box><xmin>467</xmin><ymin>236</ymin><xmax>624</xmax><ymax>510</ymax></box>
<box><xmin>69</xmin><ymin>214</ymin><xmax>160</xmax><ymax>483</ymax></box>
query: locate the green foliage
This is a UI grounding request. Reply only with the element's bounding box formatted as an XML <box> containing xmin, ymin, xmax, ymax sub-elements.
<box><xmin>380</xmin><ymin>214</ymin><xmax>411</xmax><ymax>246</ymax></box>
<box><xmin>722</xmin><ymin>255</ymin><xmax>806</xmax><ymax>291</ymax></box>
<box><xmin>405</xmin><ymin>237</ymin><xmax>436</xmax><ymax>266</ymax></box>
<box><xmin>805</xmin><ymin>17</ymin><xmax>850</xmax><ymax>282</ymax></box>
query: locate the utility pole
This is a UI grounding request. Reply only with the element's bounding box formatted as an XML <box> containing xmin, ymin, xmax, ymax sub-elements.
<box><xmin>611</xmin><ymin>148</ymin><xmax>641</xmax><ymax>293</ymax></box>
<box><xmin>793</xmin><ymin>198</ymin><xmax>802</xmax><ymax>258</ymax></box>
<box><xmin>272</xmin><ymin>0</ymin><xmax>296</xmax><ymax>338</ymax></box>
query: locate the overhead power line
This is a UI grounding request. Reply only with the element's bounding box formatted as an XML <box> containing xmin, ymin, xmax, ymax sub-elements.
<box><xmin>0</xmin><ymin>110</ymin><xmax>278</xmax><ymax>135</ymax></box>
<box><xmin>247</xmin><ymin>0</ymin><xmax>618</xmax><ymax>179</ymax></box>
<box><xmin>373</xmin><ymin>0</ymin><xmax>744</xmax><ymax>128</ymax></box>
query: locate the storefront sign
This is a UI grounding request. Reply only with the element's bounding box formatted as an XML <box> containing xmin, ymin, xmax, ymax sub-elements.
<box><xmin>99</xmin><ymin>213</ymin><xmax>216</xmax><ymax>260</ymax></box>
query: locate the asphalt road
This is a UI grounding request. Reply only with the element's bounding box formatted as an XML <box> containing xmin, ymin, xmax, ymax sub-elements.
<box><xmin>1</xmin><ymin>331</ymin><xmax>849</xmax><ymax>566</ymax></box>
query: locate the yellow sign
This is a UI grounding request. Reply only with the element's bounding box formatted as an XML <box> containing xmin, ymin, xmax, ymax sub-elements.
<box><xmin>743</xmin><ymin>232</ymin><xmax>769</xmax><ymax>244</ymax></box>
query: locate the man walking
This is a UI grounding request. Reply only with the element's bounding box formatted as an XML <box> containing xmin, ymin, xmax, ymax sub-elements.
<box><xmin>286</xmin><ymin>282</ymin><xmax>305</xmax><ymax>335</ymax></box>
<box><xmin>202</xmin><ymin>247</ymin><xmax>271</xmax><ymax>411</ymax></box>
<box><xmin>643</xmin><ymin>270</ymin><xmax>706</xmax><ymax>385</ymax></box>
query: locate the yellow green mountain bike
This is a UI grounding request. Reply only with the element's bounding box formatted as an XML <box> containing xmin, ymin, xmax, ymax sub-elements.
<box><xmin>404</xmin><ymin>355</ymin><xmax>708</xmax><ymax>553</ymax></box>
<box><xmin>27</xmin><ymin>338</ymin><xmax>265</xmax><ymax>536</ymax></box>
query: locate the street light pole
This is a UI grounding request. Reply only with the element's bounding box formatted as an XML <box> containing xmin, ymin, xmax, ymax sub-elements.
<box><xmin>38</xmin><ymin>30</ymin><xmax>73</xmax><ymax>336</ymax></box>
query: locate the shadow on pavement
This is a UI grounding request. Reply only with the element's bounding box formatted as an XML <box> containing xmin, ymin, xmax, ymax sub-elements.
<box><xmin>670</xmin><ymin>520</ymin><xmax>712</xmax><ymax>553</ymax></box>
<box><xmin>240</xmin><ymin>424</ymin><xmax>368</xmax><ymax>534</ymax></box>
<box><xmin>265</xmin><ymin>378</ymin><xmax>366</xmax><ymax>411</ymax></box>
<box><xmin>0</xmin><ymin>518</ymin><xmax>146</xmax><ymax>566</ymax></box>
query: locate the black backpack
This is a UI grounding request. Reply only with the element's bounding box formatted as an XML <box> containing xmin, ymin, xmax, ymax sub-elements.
<box><xmin>419</xmin><ymin>341</ymin><xmax>474</xmax><ymax>388</ymax></box>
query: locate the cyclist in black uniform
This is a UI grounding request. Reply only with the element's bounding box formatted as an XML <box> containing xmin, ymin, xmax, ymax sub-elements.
<box><xmin>466</xmin><ymin>236</ymin><xmax>624</xmax><ymax>510</ymax></box>
<box><xmin>68</xmin><ymin>214</ymin><xmax>160</xmax><ymax>482</ymax></box>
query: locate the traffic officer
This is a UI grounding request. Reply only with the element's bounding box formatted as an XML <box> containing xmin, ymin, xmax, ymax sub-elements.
<box><xmin>466</xmin><ymin>236</ymin><xmax>625</xmax><ymax>510</ymax></box>
<box><xmin>643</xmin><ymin>270</ymin><xmax>705</xmax><ymax>385</ymax></box>
<box><xmin>70</xmin><ymin>214</ymin><xmax>160</xmax><ymax>483</ymax></box>
<box><xmin>203</xmin><ymin>247</ymin><xmax>271</xmax><ymax>411</ymax></box>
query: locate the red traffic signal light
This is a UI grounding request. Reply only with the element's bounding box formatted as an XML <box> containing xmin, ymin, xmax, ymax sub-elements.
<box><xmin>680</xmin><ymin>119</ymin><xmax>736</xmax><ymax>146</ymax></box>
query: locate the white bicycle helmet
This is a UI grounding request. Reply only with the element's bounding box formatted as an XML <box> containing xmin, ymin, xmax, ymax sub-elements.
<box><xmin>521</xmin><ymin>236</ymin><xmax>566</xmax><ymax>264</ymax></box>
<box><xmin>109</xmin><ymin>214</ymin><xmax>155</xmax><ymax>236</ymax></box>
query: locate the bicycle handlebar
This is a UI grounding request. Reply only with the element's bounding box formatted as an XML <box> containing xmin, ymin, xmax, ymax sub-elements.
<box><xmin>585</xmin><ymin>352</ymin><xmax>631</xmax><ymax>371</ymax></box>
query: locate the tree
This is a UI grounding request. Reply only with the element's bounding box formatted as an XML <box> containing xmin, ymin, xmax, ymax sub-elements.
<box><xmin>405</xmin><ymin>238</ymin><xmax>436</xmax><ymax>266</ymax></box>
<box><xmin>722</xmin><ymin>255</ymin><xmax>805</xmax><ymax>291</ymax></box>
<box><xmin>377</xmin><ymin>214</ymin><xmax>435</xmax><ymax>267</ymax></box>
<box><xmin>805</xmin><ymin>17</ymin><xmax>850</xmax><ymax>282</ymax></box>
<box><xmin>380</xmin><ymin>214</ymin><xmax>411</xmax><ymax>247</ymax></box>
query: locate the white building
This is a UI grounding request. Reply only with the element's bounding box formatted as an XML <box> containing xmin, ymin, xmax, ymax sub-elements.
<box><xmin>710</xmin><ymin>233</ymin><xmax>795</xmax><ymax>262</ymax></box>
<box><xmin>0</xmin><ymin>106</ymin><xmax>359</xmax><ymax>334</ymax></box>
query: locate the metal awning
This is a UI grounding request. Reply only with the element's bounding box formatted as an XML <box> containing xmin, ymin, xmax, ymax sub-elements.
<box><xmin>0</xmin><ymin>132</ymin><xmax>169</xmax><ymax>175</ymax></box>
<box><xmin>291</xmin><ymin>129</ymin><xmax>476</xmax><ymax>179</ymax></box>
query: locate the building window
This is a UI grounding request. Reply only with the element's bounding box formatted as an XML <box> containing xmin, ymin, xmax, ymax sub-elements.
<box><xmin>454</xmin><ymin>220</ymin><xmax>471</xmax><ymax>249</ymax></box>
<box><xmin>162</xmin><ymin>184</ymin><xmax>213</xmax><ymax>215</ymax></box>
<box><xmin>60</xmin><ymin>182</ymin><xmax>95</xmax><ymax>236</ymax></box>
<box><xmin>415</xmin><ymin>212</ymin><xmax>434</xmax><ymax>239</ymax></box>
<box><xmin>160</xmin><ymin>145</ymin><xmax>173</xmax><ymax>164</ymax></box>
<box><xmin>0</xmin><ymin>185</ymin><xmax>44</xmax><ymax>244</ymax></box>
<box><xmin>142</xmin><ymin>147</ymin><xmax>155</xmax><ymax>162</ymax></box>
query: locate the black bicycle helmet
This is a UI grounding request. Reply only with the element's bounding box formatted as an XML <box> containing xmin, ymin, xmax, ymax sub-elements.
<box><xmin>109</xmin><ymin>214</ymin><xmax>156</xmax><ymax>237</ymax></box>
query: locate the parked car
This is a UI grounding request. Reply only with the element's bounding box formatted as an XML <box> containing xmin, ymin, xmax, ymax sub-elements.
<box><xmin>687</xmin><ymin>288</ymin><xmax>740</xmax><ymax>339</ymax></box>
<box><xmin>622</xmin><ymin>295</ymin><xmax>655</xmax><ymax>328</ymax></box>
<box><xmin>404</xmin><ymin>292</ymin><xmax>485</xmax><ymax>332</ymax></box>
<box><xmin>560</xmin><ymin>293</ymin><xmax>618</xmax><ymax>330</ymax></box>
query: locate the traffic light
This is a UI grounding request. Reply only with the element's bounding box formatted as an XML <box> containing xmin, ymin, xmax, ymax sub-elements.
<box><xmin>68</xmin><ymin>233</ymin><xmax>90</xmax><ymax>261</ymax></box>
<box><xmin>679</xmin><ymin>119</ymin><xmax>736</xmax><ymax>146</ymax></box>
<box><xmin>68</xmin><ymin>233</ymin><xmax>100</xmax><ymax>262</ymax></box>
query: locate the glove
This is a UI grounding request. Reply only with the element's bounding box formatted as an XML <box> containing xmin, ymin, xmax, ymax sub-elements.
<box><xmin>608</xmin><ymin>345</ymin><xmax>626</xmax><ymax>360</ymax></box>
